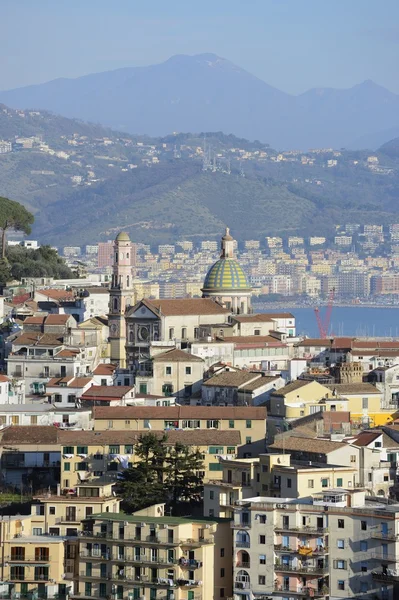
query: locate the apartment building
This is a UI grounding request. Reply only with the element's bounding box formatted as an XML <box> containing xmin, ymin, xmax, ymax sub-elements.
<box><xmin>232</xmin><ymin>489</ymin><xmax>397</xmax><ymax>600</ymax></box>
<box><xmin>92</xmin><ymin>405</ymin><xmax>266</xmax><ymax>447</ymax></box>
<box><xmin>59</xmin><ymin>429</ymin><xmax>242</xmax><ymax>489</ymax></box>
<box><xmin>74</xmin><ymin>503</ymin><xmax>232</xmax><ymax>600</ymax></box>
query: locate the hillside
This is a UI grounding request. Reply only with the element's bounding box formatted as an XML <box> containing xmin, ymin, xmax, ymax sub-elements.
<box><xmin>1</xmin><ymin>54</ymin><xmax>399</xmax><ymax>149</ymax></box>
<box><xmin>1</xmin><ymin>105</ymin><xmax>399</xmax><ymax>246</ymax></box>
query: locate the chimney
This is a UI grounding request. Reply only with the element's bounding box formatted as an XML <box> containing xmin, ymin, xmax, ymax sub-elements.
<box><xmin>56</xmin><ymin>483</ymin><xmax>61</xmax><ymax>496</ymax></box>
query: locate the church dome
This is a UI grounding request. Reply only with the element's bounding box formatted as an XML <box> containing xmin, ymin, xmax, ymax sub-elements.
<box><xmin>116</xmin><ymin>231</ymin><xmax>130</xmax><ymax>241</ymax></box>
<box><xmin>203</xmin><ymin>258</ymin><xmax>250</xmax><ymax>291</ymax></box>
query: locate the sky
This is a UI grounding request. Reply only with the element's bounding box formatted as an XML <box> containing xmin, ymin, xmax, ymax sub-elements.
<box><xmin>2</xmin><ymin>0</ymin><xmax>399</xmax><ymax>94</ymax></box>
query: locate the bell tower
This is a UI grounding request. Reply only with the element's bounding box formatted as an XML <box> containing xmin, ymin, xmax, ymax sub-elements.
<box><xmin>109</xmin><ymin>231</ymin><xmax>134</xmax><ymax>367</ymax></box>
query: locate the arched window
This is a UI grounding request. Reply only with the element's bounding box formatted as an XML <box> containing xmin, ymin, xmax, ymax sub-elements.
<box><xmin>113</xmin><ymin>298</ymin><xmax>118</xmax><ymax>311</ymax></box>
<box><xmin>126</xmin><ymin>253</ymin><xmax>129</xmax><ymax>260</ymax></box>
<box><xmin>126</xmin><ymin>275</ymin><xmax>130</xmax><ymax>287</ymax></box>
<box><xmin>129</xmin><ymin>331</ymin><xmax>134</xmax><ymax>343</ymax></box>
<box><xmin>115</xmin><ymin>252</ymin><xmax>118</xmax><ymax>263</ymax></box>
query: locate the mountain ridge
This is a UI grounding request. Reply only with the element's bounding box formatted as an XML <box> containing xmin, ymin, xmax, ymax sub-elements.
<box><xmin>1</xmin><ymin>53</ymin><xmax>398</xmax><ymax>149</ymax></box>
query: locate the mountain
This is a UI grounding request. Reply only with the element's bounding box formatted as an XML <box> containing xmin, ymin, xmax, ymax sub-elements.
<box><xmin>379</xmin><ymin>136</ymin><xmax>399</xmax><ymax>158</ymax></box>
<box><xmin>1</xmin><ymin>104</ymin><xmax>399</xmax><ymax>246</ymax></box>
<box><xmin>1</xmin><ymin>54</ymin><xmax>399</xmax><ymax>149</ymax></box>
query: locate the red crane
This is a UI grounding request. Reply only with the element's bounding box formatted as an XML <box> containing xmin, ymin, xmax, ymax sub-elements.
<box><xmin>314</xmin><ymin>288</ymin><xmax>335</xmax><ymax>338</ymax></box>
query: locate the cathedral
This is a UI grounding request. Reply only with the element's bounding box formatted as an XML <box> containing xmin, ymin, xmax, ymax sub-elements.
<box><xmin>109</xmin><ymin>228</ymin><xmax>252</xmax><ymax>367</ymax></box>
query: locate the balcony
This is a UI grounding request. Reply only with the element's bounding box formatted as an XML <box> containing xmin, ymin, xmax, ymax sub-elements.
<box><xmin>181</xmin><ymin>537</ymin><xmax>213</xmax><ymax>547</ymax></box>
<box><xmin>231</xmin><ymin>521</ymin><xmax>251</xmax><ymax>529</ymax></box>
<box><xmin>274</xmin><ymin>562</ymin><xmax>328</xmax><ymax>575</ymax></box>
<box><xmin>372</xmin><ymin>570</ymin><xmax>399</xmax><ymax>583</ymax></box>
<box><xmin>236</xmin><ymin>540</ymin><xmax>250</xmax><ymax>549</ymax></box>
<box><xmin>274</xmin><ymin>544</ymin><xmax>296</xmax><ymax>553</ymax></box>
<box><xmin>115</xmin><ymin>555</ymin><xmax>179</xmax><ymax>566</ymax></box>
<box><xmin>178</xmin><ymin>558</ymin><xmax>202</xmax><ymax>569</ymax></box>
<box><xmin>8</xmin><ymin>557</ymin><xmax>49</xmax><ymax>563</ymax></box>
<box><xmin>236</xmin><ymin>561</ymin><xmax>250</xmax><ymax>568</ymax></box>
<box><xmin>274</xmin><ymin>525</ymin><xmax>327</xmax><ymax>535</ymax></box>
<box><xmin>370</xmin><ymin>531</ymin><xmax>398</xmax><ymax>541</ymax></box>
<box><xmin>273</xmin><ymin>586</ymin><xmax>328</xmax><ymax>597</ymax></box>
<box><xmin>234</xmin><ymin>581</ymin><xmax>251</xmax><ymax>591</ymax></box>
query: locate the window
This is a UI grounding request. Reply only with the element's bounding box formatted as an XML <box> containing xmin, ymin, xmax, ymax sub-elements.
<box><xmin>64</xmin><ymin>462</ymin><xmax>71</xmax><ymax>471</ymax></box>
<box><xmin>246</xmin><ymin>420</ymin><xmax>252</xmax><ymax>429</ymax></box>
<box><xmin>54</xmin><ymin>394</ymin><xmax>62</xmax><ymax>403</ymax></box>
<box><xmin>220</xmin><ymin>568</ymin><xmax>225</xmax><ymax>577</ymax></box>
<box><xmin>259</xmin><ymin>515</ymin><xmax>266</xmax><ymax>524</ymax></box>
<box><xmin>259</xmin><ymin>535</ymin><xmax>266</xmax><ymax>544</ymax></box>
<box><xmin>258</xmin><ymin>575</ymin><xmax>266</xmax><ymax>585</ymax></box>
<box><xmin>209</xmin><ymin>463</ymin><xmax>223</xmax><ymax>471</ymax></box>
<box><xmin>229</xmin><ymin>420</ymin><xmax>235</xmax><ymax>428</ymax></box>
<box><xmin>338</xmin><ymin>519</ymin><xmax>344</xmax><ymax>528</ymax></box>
<box><xmin>259</xmin><ymin>554</ymin><xmax>266</xmax><ymax>564</ymax></box>
<box><xmin>185</xmin><ymin>366</ymin><xmax>191</xmax><ymax>375</ymax></box>
<box><xmin>209</xmin><ymin>491</ymin><xmax>214</xmax><ymax>500</ymax></box>
<box><xmin>360</xmin><ymin>541</ymin><xmax>368</xmax><ymax>552</ymax></box>
<box><xmin>375</xmin><ymin>441</ymin><xmax>382</xmax><ymax>448</ymax></box>
<box><xmin>362</xmin><ymin>397</ymin><xmax>368</xmax><ymax>409</ymax></box>
<box><xmin>361</xmin><ymin>561</ymin><xmax>367</xmax><ymax>572</ymax></box>
<box><xmin>337</xmin><ymin>539</ymin><xmax>344</xmax><ymax>549</ymax></box>
<box><xmin>287</xmin><ymin>478</ymin><xmax>292</xmax><ymax>488</ymax></box>
<box><xmin>68</xmin><ymin>394</ymin><xmax>76</xmax><ymax>404</ymax></box>
<box><xmin>220</xmin><ymin>548</ymin><xmax>225</xmax><ymax>557</ymax></box>
<box><xmin>108</xmin><ymin>462</ymin><xmax>118</xmax><ymax>471</ymax></box>
<box><xmin>194</xmin><ymin>327</ymin><xmax>199</xmax><ymax>339</ymax></box>
<box><xmin>246</xmin><ymin>437</ymin><xmax>252</xmax><ymax>444</ymax></box>
<box><xmin>137</xmin><ymin>382</ymin><xmax>147</xmax><ymax>396</ymax></box>
<box><xmin>361</xmin><ymin>521</ymin><xmax>367</xmax><ymax>531</ymax></box>
<box><xmin>207</xmin><ymin>420</ymin><xmax>219</xmax><ymax>429</ymax></box>
<box><xmin>334</xmin><ymin>560</ymin><xmax>347</xmax><ymax>569</ymax></box>
<box><xmin>254</xmin><ymin>329</ymin><xmax>261</xmax><ymax>336</ymax></box>
<box><xmin>77</xmin><ymin>446</ymin><xmax>88</xmax><ymax>454</ymax></box>
<box><xmin>227</xmin><ymin>447</ymin><xmax>235</xmax><ymax>454</ymax></box>
<box><xmin>165</xmin><ymin>366</ymin><xmax>172</xmax><ymax>375</ymax></box>
<box><xmin>125</xmin><ymin>445</ymin><xmax>133</xmax><ymax>454</ymax></box>
<box><xmin>220</xmin><ymin>588</ymin><xmax>224</xmax><ymax>598</ymax></box>
<box><xmin>321</xmin><ymin>478</ymin><xmax>328</xmax><ymax>488</ymax></box>
<box><xmin>32</xmin><ymin>528</ymin><xmax>43</xmax><ymax>536</ymax></box>
<box><xmin>308</xmin><ymin>479</ymin><xmax>314</xmax><ymax>488</ymax></box>
<box><xmin>85</xmin><ymin>583</ymin><xmax>92</xmax><ymax>597</ymax></box>
<box><xmin>63</xmin><ymin>446</ymin><xmax>74</xmax><ymax>454</ymax></box>
<box><xmin>75</xmin><ymin>462</ymin><xmax>88</xmax><ymax>471</ymax></box>
<box><xmin>109</xmin><ymin>445</ymin><xmax>120</xmax><ymax>454</ymax></box>
<box><xmin>360</xmin><ymin>582</ymin><xmax>368</xmax><ymax>593</ymax></box>
<box><xmin>337</xmin><ymin>478</ymin><xmax>343</xmax><ymax>487</ymax></box>
<box><xmin>169</xmin><ymin>328</ymin><xmax>174</xmax><ymax>340</ymax></box>
<box><xmin>350</xmin><ymin>455</ymin><xmax>356</xmax><ymax>463</ymax></box>
<box><xmin>49</xmin><ymin>506</ymin><xmax>56</xmax><ymax>515</ymax></box>
<box><xmin>209</xmin><ymin>447</ymin><xmax>224</xmax><ymax>455</ymax></box>
<box><xmin>337</xmin><ymin>580</ymin><xmax>345</xmax><ymax>591</ymax></box>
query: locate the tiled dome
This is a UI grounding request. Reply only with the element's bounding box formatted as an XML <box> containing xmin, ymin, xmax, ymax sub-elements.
<box><xmin>203</xmin><ymin>258</ymin><xmax>250</xmax><ymax>291</ymax></box>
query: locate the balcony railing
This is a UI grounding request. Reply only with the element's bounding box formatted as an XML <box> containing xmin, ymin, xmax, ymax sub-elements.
<box><xmin>231</xmin><ymin>521</ymin><xmax>251</xmax><ymax>529</ymax></box>
<box><xmin>274</xmin><ymin>525</ymin><xmax>328</xmax><ymax>535</ymax></box>
<box><xmin>274</xmin><ymin>562</ymin><xmax>328</xmax><ymax>575</ymax></box>
<box><xmin>370</xmin><ymin>531</ymin><xmax>398</xmax><ymax>541</ymax></box>
<box><xmin>273</xmin><ymin>586</ymin><xmax>328</xmax><ymax>597</ymax></box>
<box><xmin>234</xmin><ymin>581</ymin><xmax>251</xmax><ymax>590</ymax></box>
<box><xmin>372</xmin><ymin>571</ymin><xmax>399</xmax><ymax>583</ymax></box>
<box><xmin>236</xmin><ymin>561</ymin><xmax>250</xmax><ymax>568</ymax></box>
<box><xmin>236</xmin><ymin>540</ymin><xmax>250</xmax><ymax>548</ymax></box>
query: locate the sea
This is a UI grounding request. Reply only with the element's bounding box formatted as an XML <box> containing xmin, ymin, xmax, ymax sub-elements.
<box><xmin>260</xmin><ymin>306</ymin><xmax>399</xmax><ymax>339</ymax></box>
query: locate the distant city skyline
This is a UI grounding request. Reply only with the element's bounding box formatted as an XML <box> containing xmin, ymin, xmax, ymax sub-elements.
<box><xmin>2</xmin><ymin>0</ymin><xmax>399</xmax><ymax>94</ymax></box>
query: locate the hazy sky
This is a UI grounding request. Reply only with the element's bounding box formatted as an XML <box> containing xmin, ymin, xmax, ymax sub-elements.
<box><xmin>2</xmin><ymin>0</ymin><xmax>399</xmax><ymax>94</ymax></box>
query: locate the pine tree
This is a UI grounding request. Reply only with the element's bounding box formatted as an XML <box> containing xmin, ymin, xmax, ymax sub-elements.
<box><xmin>164</xmin><ymin>442</ymin><xmax>204</xmax><ymax>512</ymax></box>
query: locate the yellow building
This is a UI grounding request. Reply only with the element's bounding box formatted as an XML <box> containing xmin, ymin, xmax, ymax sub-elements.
<box><xmin>59</xmin><ymin>428</ymin><xmax>242</xmax><ymax>489</ymax></box>
<box><xmin>325</xmin><ymin>382</ymin><xmax>396</xmax><ymax>426</ymax></box>
<box><xmin>74</xmin><ymin>503</ymin><xmax>232</xmax><ymax>600</ymax></box>
<box><xmin>92</xmin><ymin>405</ymin><xmax>266</xmax><ymax>448</ymax></box>
<box><xmin>0</xmin><ymin>515</ymin><xmax>71</xmax><ymax>600</ymax></box>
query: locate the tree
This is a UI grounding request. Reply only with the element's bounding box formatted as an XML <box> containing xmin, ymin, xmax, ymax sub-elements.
<box><xmin>0</xmin><ymin>197</ymin><xmax>34</xmax><ymax>260</ymax></box>
<box><xmin>0</xmin><ymin>259</ymin><xmax>11</xmax><ymax>288</ymax></box>
<box><xmin>118</xmin><ymin>433</ymin><xmax>204</xmax><ymax>514</ymax></box>
<box><xmin>164</xmin><ymin>442</ymin><xmax>204</xmax><ymax>512</ymax></box>
<box><xmin>119</xmin><ymin>433</ymin><xmax>167</xmax><ymax>512</ymax></box>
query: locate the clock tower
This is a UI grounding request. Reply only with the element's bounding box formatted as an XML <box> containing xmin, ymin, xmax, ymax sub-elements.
<box><xmin>109</xmin><ymin>231</ymin><xmax>134</xmax><ymax>367</ymax></box>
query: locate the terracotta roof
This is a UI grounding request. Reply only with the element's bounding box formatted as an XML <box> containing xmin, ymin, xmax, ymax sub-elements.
<box><xmin>353</xmin><ymin>341</ymin><xmax>399</xmax><ymax>350</ymax></box>
<box><xmin>58</xmin><ymin>429</ymin><xmax>241</xmax><ymax>446</ymax></box>
<box><xmin>270</xmin><ymin>436</ymin><xmax>347</xmax><ymax>454</ymax></box>
<box><xmin>0</xmin><ymin>375</ymin><xmax>9</xmax><ymax>383</ymax></box>
<box><xmin>0</xmin><ymin>425</ymin><xmax>59</xmax><ymax>445</ymax></box>
<box><xmin>47</xmin><ymin>377</ymin><xmax>93</xmax><ymax>388</ymax></box>
<box><xmin>240</xmin><ymin>376</ymin><xmax>281</xmax><ymax>392</ymax></box>
<box><xmin>261</xmin><ymin>313</ymin><xmax>294</xmax><ymax>319</ymax></box>
<box><xmin>93</xmin><ymin>364</ymin><xmax>117</xmax><ymax>376</ymax></box>
<box><xmin>222</xmin><ymin>335</ymin><xmax>284</xmax><ymax>345</ymax></box>
<box><xmin>325</xmin><ymin>383</ymin><xmax>380</xmax><ymax>395</ymax></box>
<box><xmin>352</xmin><ymin>431</ymin><xmax>382</xmax><ymax>447</ymax></box>
<box><xmin>36</xmin><ymin>289</ymin><xmax>75</xmax><ymax>301</ymax></box>
<box><xmin>136</xmin><ymin>298</ymin><xmax>229</xmax><ymax>316</ymax></box>
<box><xmin>233</xmin><ymin>314</ymin><xmax>276</xmax><ymax>323</ymax></box>
<box><xmin>295</xmin><ymin>337</ymin><xmax>354</xmax><ymax>348</ymax></box>
<box><xmin>45</xmin><ymin>314</ymin><xmax>72</xmax><ymax>325</ymax></box>
<box><xmin>12</xmin><ymin>293</ymin><xmax>31</xmax><ymax>305</ymax></box>
<box><xmin>24</xmin><ymin>316</ymin><xmax>46</xmax><ymax>325</ymax></box>
<box><xmin>350</xmin><ymin>350</ymin><xmax>399</xmax><ymax>357</ymax></box>
<box><xmin>203</xmin><ymin>371</ymin><xmax>261</xmax><ymax>388</ymax></box>
<box><xmin>57</xmin><ymin>349</ymin><xmax>79</xmax><ymax>357</ymax></box>
<box><xmin>83</xmin><ymin>287</ymin><xmax>110</xmax><ymax>294</ymax></box>
<box><xmin>14</xmin><ymin>332</ymin><xmax>64</xmax><ymax>347</ymax></box>
<box><xmin>93</xmin><ymin>405</ymin><xmax>266</xmax><ymax>420</ymax></box>
<box><xmin>271</xmin><ymin>379</ymin><xmax>317</xmax><ymax>397</ymax></box>
<box><xmin>153</xmin><ymin>348</ymin><xmax>204</xmax><ymax>363</ymax></box>
<box><xmin>81</xmin><ymin>386</ymin><xmax>134</xmax><ymax>399</ymax></box>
